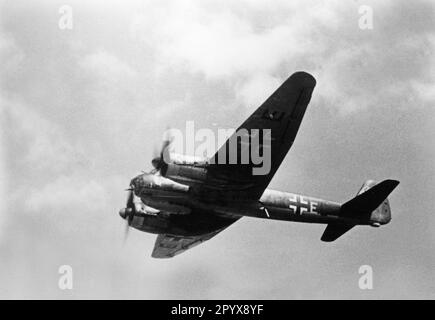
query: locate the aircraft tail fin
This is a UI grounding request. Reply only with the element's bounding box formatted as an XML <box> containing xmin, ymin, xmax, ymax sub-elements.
<box><xmin>341</xmin><ymin>179</ymin><xmax>399</xmax><ymax>222</ymax></box>
<box><xmin>321</xmin><ymin>179</ymin><xmax>399</xmax><ymax>242</ymax></box>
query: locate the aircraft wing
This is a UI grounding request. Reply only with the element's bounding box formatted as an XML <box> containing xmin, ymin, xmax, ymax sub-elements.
<box><xmin>205</xmin><ymin>72</ymin><xmax>316</xmax><ymax>199</ymax></box>
<box><xmin>151</xmin><ymin>224</ymin><xmax>235</xmax><ymax>258</ymax></box>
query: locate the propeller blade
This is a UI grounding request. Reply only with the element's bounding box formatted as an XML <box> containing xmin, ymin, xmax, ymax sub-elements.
<box><xmin>126</xmin><ymin>189</ymin><xmax>134</xmax><ymax>208</ymax></box>
<box><xmin>151</xmin><ymin>127</ymin><xmax>173</xmax><ymax>175</ymax></box>
<box><xmin>123</xmin><ymin>220</ymin><xmax>130</xmax><ymax>245</ymax></box>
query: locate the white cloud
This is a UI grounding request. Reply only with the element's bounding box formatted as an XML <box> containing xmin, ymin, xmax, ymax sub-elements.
<box><xmin>25</xmin><ymin>175</ymin><xmax>107</xmax><ymax>213</ymax></box>
<box><xmin>130</xmin><ymin>0</ymin><xmax>435</xmax><ymax>113</ymax></box>
<box><xmin>78</xmin><ymin>50</ymin><xmax>137</xmax><ymax>86</ymax></box>
<box><xmin>130</xmin><ymin>0</ymin><xmax>316</xmax><ymax>79</ymax></box>
<box><xmin>3</xmin><ymin>100</ymin><xmax>89</xmax><ymax>174</ymax></box>
<box><xmin>236</xmin><ymin>74</ymin><xmax>280</xmax><ymax>107</ymax></box>
<box><xmin>0</xmin><ymin>32</ymin><xmax>25</xmax><ymax>75</ymax></box>
<box><xmin>0</xmin><ymin>107</ymin><xmax>7</xmax><ymax>242</ymax></box>
<box><xmin>1</xmin><ymin>98</ymin><xmax>104</xmax><ymax>237</ymax></box>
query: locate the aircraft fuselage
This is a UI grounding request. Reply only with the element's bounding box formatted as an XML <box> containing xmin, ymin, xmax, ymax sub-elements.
<box><xmin>123</xmin><ymin>173</ymin><xmax>384</xmax><ymax>237</ymax></box>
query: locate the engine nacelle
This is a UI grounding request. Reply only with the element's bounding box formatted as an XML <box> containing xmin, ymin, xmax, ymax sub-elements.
<box><xmin>164</xmin><ymin>163</ymin><xmax>208</xmax><ymax>183</ymax></box>
<box><xmin>142</xmin><ymin>199</ymin><xmax>191</xmax><ymax>215</ymax></box>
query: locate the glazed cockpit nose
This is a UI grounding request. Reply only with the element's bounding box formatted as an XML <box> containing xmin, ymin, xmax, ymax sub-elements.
<box><xmin>131</xmin><ymin>173</ymin><xmax>155</xmax><ymax>190</ymax></box>
<box><xmin>130</xmin><ymin>175</ymin><xmax>142</xmax><ymax>189</ymax></box>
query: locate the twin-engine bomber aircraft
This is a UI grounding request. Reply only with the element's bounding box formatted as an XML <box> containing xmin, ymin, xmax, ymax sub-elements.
<box><xmin>119</xmin><ymin>72</ymin><xmax>399</xmax><ymax>258</ymax></box>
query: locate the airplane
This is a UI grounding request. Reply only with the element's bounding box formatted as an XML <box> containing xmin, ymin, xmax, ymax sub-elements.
<box><xmin>119</xmin><ymin>71</ymin><xmax>400</xmax><ymax>258</ymax></box>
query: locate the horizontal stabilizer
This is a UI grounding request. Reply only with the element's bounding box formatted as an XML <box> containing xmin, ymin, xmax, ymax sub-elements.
<box><xmin>341</xmin><ymin>179</ymin><xmax>399</xmax><ymax>219</ymax></box>
<box><xmin>321</xmin><ymin>223</ymin><xmax>354</xmax><ymax>242</ymax></box>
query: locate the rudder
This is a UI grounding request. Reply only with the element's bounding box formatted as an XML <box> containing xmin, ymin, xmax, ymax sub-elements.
<box><xmin>321</xmin><ymin>179</ymin><xmax>399</xmax><ymax>242</ymax></box>
<box><xmin>341</xmin><ymin>179</ymin><xmax>399</xmax><ymax>224</ymax></box>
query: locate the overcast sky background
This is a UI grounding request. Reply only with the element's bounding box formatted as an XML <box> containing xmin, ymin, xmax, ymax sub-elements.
<box><xmin>1</xmin><ymin>0</ymin><xmax>434</xmax><ymax>299</ymax></box>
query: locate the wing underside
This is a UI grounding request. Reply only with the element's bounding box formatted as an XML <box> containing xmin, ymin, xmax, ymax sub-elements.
<box><xmin>205</xmin><ymin>72</ymin><xmax>316</xmax><ymax>199</ymax></box>
<box><xmin>152</xmin><ymin>229</ymin><xmax>226</xmax><ymax>258</ymax></box>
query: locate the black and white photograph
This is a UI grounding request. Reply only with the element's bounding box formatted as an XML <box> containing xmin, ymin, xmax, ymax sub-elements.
<box><xmin>0</xmin><ymin>0</ymin><xmax>434</xmax><ymax>304</ymax></box>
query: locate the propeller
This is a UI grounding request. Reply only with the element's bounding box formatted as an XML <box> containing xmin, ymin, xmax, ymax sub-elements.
<box><xmin>151</xmin><ymin>128</ymin><xmax>173</xmax><ymax>175</ymax></box>
<box><xmin>123</xmin><ymin>219</ymin><xmax>130</xmax><ymax>244</ymax></box>
<box><xmin>120</xmin><ymin>189</ymin><xmax>135</xmax><ymax>244</ymax></box>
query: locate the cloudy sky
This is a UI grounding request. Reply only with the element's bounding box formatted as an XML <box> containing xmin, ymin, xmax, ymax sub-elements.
<box><xmin>1</xmin><ymin>0</ymin><xmax>434</xmax><ymax>299</ymax></box>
